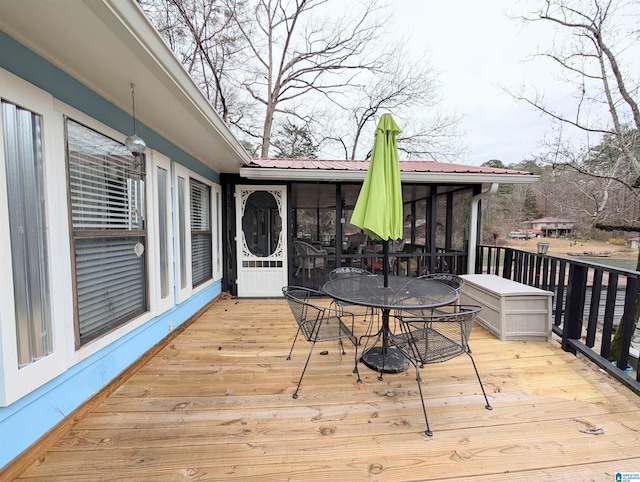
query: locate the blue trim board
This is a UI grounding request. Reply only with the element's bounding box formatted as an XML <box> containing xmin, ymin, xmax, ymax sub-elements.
<box><xmin>0</xmin><ymin>282</ymin><xmax>221</xmax><ymax>469</ymax></box>
<box><xmin>0</xmin><ymin>30</ymin><xmax>219</xmax><ymax>183</ymax></box>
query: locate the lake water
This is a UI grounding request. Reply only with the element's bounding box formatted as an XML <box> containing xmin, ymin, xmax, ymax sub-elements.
<box><xmin>574</xmin><ymin>257</ymin><xmax>638</xmax><ymax>272</ymax></box>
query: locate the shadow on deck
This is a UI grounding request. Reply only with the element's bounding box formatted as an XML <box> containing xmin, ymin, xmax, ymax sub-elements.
<box><xmin>11</xmin><ymin>297</ymin><xmax>640</xmax><ymax>481</ymax></box>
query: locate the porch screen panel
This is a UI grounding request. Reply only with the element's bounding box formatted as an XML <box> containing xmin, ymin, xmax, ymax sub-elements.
<box><xmin>190</xmin><ymin>178</ymin><xmax>212</xmax><ymax>287</ymax></box>
<box><xmin>452</xmin><ymin>189</ymin><xmax>472</xmax><ymax>250</ymax></box>
<box><xmin>3</xmin><ymin>101</ymin><xmax>52</xmax><ymax>366</ymax></box>
<box><xmin>66</xmin><ymin>119</ymin><xmax>147</xmax><ymax>345</ymax></box>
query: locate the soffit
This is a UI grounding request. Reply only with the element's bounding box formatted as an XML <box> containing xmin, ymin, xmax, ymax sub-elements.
<box><xmin>0</xmin><ymin>0</ymin><xmax>250</xmax><ymax>173</ymax></box>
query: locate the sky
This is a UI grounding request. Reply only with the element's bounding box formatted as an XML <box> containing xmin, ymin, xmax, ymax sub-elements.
<box><xmin>390</xmin><ymin>0</ymin><xmax>569</xmax><ymax>166</ymax></box>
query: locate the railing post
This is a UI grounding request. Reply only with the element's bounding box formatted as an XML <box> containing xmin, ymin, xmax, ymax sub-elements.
<box><xmin>617</xmin><ymin>276</ymin><xmax>638</xmax><ymax>372</ymax></box>
<box><xmin>600</xmin><ymin>274</ymin><xmax>619</xmax><ymax>359</ymax></box>
<box><xmin>554</xmin><ymin>260</ymin><xmax>567</xmax><ymax>330</ymax></box>
<box><xmin>485</xmin><ymin>246</ymin><xmax>491</xmax><ymax>274</ymax></box>
<box><xmin>562</xmin><ymin>264</ymin><xmax>588</xmax><ymax>354</ymax></box>
<box><xmin>534</xmin><ymin>255</ymin><xmax>543</xmax><ymax>288</ymax></box>
<box><xmin>503</xmin><ymin>249</ymin><xmax>513</xmax><ymax>279</ymax></box>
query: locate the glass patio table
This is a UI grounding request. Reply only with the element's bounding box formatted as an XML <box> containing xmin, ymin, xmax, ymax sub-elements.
<box><xmin>322</xmin><ymin>274</ymin><xmax>459</xmax><ymax>373</ymax></box>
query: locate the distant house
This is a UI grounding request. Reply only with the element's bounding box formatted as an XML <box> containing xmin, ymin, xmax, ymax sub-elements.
<box><xmin>627</xmin><ymin>237</ymin><xmax>640</xmax><ymax>249</ymax></box>
<box><xmin>524</xmin><ymin>217</ymin><xmax>575</xmax><ymax>238</ymax></box>
<box><xmin>508</xmin><ymin>229</ymin><xmax>543</xmax><ymax>239</ymax></box>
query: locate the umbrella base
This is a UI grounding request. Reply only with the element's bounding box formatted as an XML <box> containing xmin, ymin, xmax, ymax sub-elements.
<box><xmin>360</xmin><ymin>346</ymin><xmax>409</xmax><ymax>374</ymax></box>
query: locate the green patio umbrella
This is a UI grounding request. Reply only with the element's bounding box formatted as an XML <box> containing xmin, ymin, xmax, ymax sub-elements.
<box><xmin>351</xmin><ymin>113</ymin><xmax>403</xmax><ymax>285</ymax></box>
<box><xmin>350</xmin><ymin>113</ymin><xmax>405</xmax><ymax>373</ymax></box>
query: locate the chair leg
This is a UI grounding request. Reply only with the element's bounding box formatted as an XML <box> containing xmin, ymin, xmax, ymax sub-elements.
<box><xmin>352</xmin><ymin>338</ymin><xmax>361</xmax><ymax>383</ymax></box>
<box><xmin>287</xmin><ymin>327</ymin><xmax>302</xmax><ymax>361</ymax></box>
<box><xmin>358</xmin><ymin>309</ymin><xmax>380</xmax><ymax>348</ymax></box>
<box><xmin>293</xmin><ymin>341</ymin><xmax>317</xmax><ymax>399</ymax></box>
<box><xmin>413</xmin><ymin>364</ymin><xmax>432</xmax><ymax>436</ymax></box>
<box><xmin>466</xmin><ymin>349</ymin><xmax>492</xmax><ymax>411</ymax></box>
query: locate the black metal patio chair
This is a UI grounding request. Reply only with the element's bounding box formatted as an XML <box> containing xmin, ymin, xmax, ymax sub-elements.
<box><xmin>282</xmin><ymin>286</ymin><xmax>360</xmax><ymax>399</ymax></box>
<box><xmin>385</xmin><ymin>304</ymin><xmax>492</xmax><ymax>436</ymax></box>
<box><xmin>327</xmin><ymin>267</ymin><xmax>379</xmax><ymax>346</ymax></box>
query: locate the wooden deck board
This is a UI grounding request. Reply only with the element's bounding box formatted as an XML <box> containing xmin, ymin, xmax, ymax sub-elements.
<box><xmin>14</xmin><ymin>297</ymin><xmax>640</xmax><ymax>481</ymax></box>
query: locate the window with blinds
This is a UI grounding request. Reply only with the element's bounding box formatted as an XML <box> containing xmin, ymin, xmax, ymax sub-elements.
<box><xmin>3</xmin><ymin>101</ymin><xmax>52</xmax><ymax>367</ymax></box>
<box><xmin>190</xmin><ymin>178</ymin><xmax>212</xmax><ymax>287</ymax></box>
<box><xmin>66</xmin><ymin>119</ymin><xmax>147</xmax><ymax>346</ymax></box>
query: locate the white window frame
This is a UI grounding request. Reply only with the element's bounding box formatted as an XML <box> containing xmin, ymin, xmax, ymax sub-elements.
<box><xmin>0</xmin><ymin>68</ymin><xmax>70</xmax><ymax>406</ymax></box>
<box><xmin>173</xmin><ymin>164</ymin><xmax>221</xmax><ymax>304</ymax></box>
<box><xmin>213</xmin><ymin>184</ymin><xmax>223</xmax><ymax>281</ymax></box>
<box><xmin>56</xmin><ymin>103</ymin><xmax>170</xmax><ymax>364</ymax></box>
<box><xmin>149</xmin><ymin>151</ymin><xmax>174</xmax><ymax>314</ymax></box>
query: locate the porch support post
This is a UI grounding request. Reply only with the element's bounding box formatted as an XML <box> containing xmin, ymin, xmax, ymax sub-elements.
<box><xmin>335</xmin><ymin>184</ymin><xmax>343</xmax><ymax>266</ymax></box>
<box><xmin>427</xmin><ymin>187</ymin><xmax>437</xmax><ymax>272</ymax></box>
<box><xmin>410</xmin><ymin>200</ymin><xmax>416</xmax><ymax>244</ymax></box>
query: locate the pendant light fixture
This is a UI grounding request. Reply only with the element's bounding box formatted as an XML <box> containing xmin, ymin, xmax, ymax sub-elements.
<box><xmin>125</xmin><ymin>83</ymin><xmax>146</xmax><ymax>155</ymax></box>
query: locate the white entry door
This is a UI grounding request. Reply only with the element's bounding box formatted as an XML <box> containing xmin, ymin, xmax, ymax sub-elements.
<box><xmin>235</xmin><ymin>185</ymin><xmax>288</xmax><ymax>297</ymax></box>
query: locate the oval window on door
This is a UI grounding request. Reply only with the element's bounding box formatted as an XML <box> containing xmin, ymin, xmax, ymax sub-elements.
<box><xmin>242</xmin><ymin>191</ymin><xmax>282</xmax><ymax>257</ymax></box>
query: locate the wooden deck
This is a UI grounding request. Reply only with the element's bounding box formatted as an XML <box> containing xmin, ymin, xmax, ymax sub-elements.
<box><xmin>13</xmin><ymin>298</ymin><xmax>640</xmax><ymax>481</ymax></box>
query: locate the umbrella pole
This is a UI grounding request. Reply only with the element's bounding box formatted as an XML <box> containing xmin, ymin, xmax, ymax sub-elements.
<box><xmin>383</xmin><ymin>240</ymin><xmax>389</xmax><ymax>287</ymax></box>
<box><xmin>382</xmin><ymin>240</ymin><xmax>389</xmax><ymax>355</ymax></box>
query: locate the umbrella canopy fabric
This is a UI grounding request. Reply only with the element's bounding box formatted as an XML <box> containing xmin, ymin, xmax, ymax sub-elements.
<box><xmin>350</xmin><ymin>114</ymin><xmax>403</xmax><ymax>241</ymax></box>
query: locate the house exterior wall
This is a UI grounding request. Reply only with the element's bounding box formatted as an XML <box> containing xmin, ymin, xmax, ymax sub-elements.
<box><xmin>0</xmin><ymin>31</ymin><xmax>224</xmax><ymax>468</ymax></box>
<box><xmin>531</xmin><ymin>222</ymin><xmax>574</xmax><ymax>230</ymax></box>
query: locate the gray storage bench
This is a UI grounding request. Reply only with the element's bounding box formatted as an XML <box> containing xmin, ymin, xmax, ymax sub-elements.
<box><xmin>459</xmin><ymin>274</ymin><xmax>552</xmax><ymax>342</ymax></box>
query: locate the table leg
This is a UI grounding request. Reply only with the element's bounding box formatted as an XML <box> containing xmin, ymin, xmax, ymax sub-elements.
<box><xmin>360</xmin><ymin>308</ymin><xmax>409</xmax><ymax>374</ymax></box>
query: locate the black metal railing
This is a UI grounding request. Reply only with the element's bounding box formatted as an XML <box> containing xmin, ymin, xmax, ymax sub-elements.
<box><xmin>477</xmin><ymin>245</ymin><xmax>640</xmax><ymax>394</ymax></box>
<box><xmin>292</xmin><ymin>249</ymin><xmax>468</xmax><ymax>290</ymax></box>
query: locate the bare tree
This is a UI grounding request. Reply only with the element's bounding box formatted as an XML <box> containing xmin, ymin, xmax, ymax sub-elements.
<box><xmin>142</xmin><ymin>0</ymin><xmax>464</xmax><ymax>161</ymax></box>
<box><xmin>319</xmin><ymin>49</ymin><xmax>465</xmax><ymax>161</ymax></box>
<box><xmin>225</xmin><ymin>0</ymin><xmax>398</xmax><ymax>157</ymax></box>
<box><xmin>139</xmin><ymin>0</ymin><xmax>249</xmax><ymax>123</ymax></box>
<box><xmin>509</xmin><ymin>0</ymin><xmax>640</xmax><ymax>203</ymax></box>
<box><xmin>509</xmin><ymin>0</ymin><xmax>640</xmax><ymax>359</ymax></box>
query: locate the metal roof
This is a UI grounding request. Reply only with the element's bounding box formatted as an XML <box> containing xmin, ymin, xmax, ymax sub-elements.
<box><xmin>241</xmin><ymin>158</ymin><xmax>538</xmax><ymax>184</ymax></box>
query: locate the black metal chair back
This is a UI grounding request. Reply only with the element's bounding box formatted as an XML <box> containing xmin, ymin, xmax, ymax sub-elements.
<box><xmin>417</xmin><ymin>273</ymin><xmax>465</xmax><ymax>291</ymax></box>
<box><xmin>328</xmin><ymin>267</ymin><xmax>372</xmax><ymax>280</ymax></box>
<box><xmin>282</xmin><ymin>286</ymin><xmax>359</xmax><ymax>398</ymax></box>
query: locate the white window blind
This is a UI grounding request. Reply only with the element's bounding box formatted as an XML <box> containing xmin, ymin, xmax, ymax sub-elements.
<box><xmin>190</xmin><ymin>178</ymin><xmax>212</xmax><ymax>287</ymax></box>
